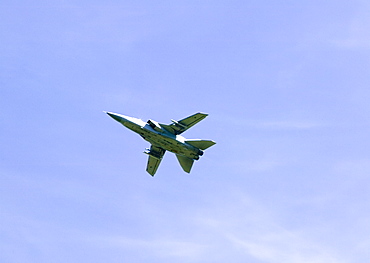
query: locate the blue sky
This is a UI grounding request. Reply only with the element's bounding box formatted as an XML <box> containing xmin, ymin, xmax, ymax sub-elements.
<box><xmin>2</xmin><ymin>1</ymin><xmax>370</xmax><ymax>262</ymax></box>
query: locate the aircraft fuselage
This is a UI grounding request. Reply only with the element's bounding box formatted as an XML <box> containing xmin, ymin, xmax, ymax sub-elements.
<box><xmin>106</xmin><ymin>111</ymin><xmax>215</xmax><ymax>175</ymax></box>
<box><xmin>109</xmin><ymin>113</ymin><xmax>203</xmax><ymax>160</ymax></box>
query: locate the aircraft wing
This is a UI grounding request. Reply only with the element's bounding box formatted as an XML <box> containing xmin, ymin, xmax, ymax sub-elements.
<box><xmin>146</xmin><ymin>145</ymin><xmax>166</xmax><ymax>176</ymax></box>
<box><xmin>161</xmin><ymin>112</ymin><xmax>208</xmax><ymax>135</ymax></box>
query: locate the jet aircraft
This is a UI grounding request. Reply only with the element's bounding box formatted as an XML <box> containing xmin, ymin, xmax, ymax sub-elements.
<box><xmin>105</xmin><ymin>111</ymin><xmax>216</xmax><ymax>176</ymax></box>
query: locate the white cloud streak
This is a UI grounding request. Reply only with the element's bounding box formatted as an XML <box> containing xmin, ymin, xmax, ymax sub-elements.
<box><xmin>330</xmin><ymin>2</ymin><xmax>370</xmax><ymax>50</ymax></box>
<box><xmin>81</xmin><ymin>192</ymin><xmax>346</xmax><ymax>263</ymax></box>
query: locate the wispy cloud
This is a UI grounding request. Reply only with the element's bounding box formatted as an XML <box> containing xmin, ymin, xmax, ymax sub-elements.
<box><xmin>192</xmin><ymin>193</ymin><xmax>345</xmax><ymax>263</ymax></box>
<box><xmin>227</xmin><ymin>159</ymin><xmax>283</xmax><ymax>173</ymax></box>
<box><xmin>331</xmin><ymin>3</ymin><xmax>370</xmax><ymax>50</ymax></box>
<box><xmin>89</xmin><ymin>236</ymin><xmax>208</xmax><ymax>261</ymax></box>
<box><xmin>84</xmin><ymin>194</ymin><xmax>345</xmax><ymax>263</ymax></box>
<box><xmin>226</xmin><ymin>230</ymin><xmax>343</xmax><ymax>263</ymax></box>
<box><xmin>256</xmin><ymin>121</ymin><xmax>321</xmax><ymax>130</ymax></box>
<box><xmin>217</xmin><ymin>113</ymin><xmax>323</xmax><ymax>131</ymax></box>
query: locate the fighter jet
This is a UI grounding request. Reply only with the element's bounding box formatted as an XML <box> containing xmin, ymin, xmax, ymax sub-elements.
<box><xmin>105</xmin><ymin>111</ymin><xmax>216</xmax><ymax>176</ymax></box>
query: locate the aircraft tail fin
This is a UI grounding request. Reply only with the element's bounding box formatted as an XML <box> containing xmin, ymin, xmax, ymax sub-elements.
<box><xmin>176</xmin><ymin>155</ymin><xmax>194</xmax><ymax>173</ymax></box>
<box><xmin>185</xmin><ymin>139</ymin><xmax>216</xmax><ymax>150</ymax></box>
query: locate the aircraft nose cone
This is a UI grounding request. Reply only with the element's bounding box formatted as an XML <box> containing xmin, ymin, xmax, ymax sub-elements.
<box><xmin>105</xmin><ymin>112</ymin><xmax>123</xmax><ymax>123</ymax></box>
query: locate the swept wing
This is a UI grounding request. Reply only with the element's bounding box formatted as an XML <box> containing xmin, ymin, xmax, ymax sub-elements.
<box><xmin>161</xmin><ymin>112</ymin><xmax>208</xmax><ymax>135</ymax></box>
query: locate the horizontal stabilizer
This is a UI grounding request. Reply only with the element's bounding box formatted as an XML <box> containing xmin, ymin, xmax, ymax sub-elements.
<box><xmin>185</xmin><ymin>139</ymin><xmax>216</xmax><ymax>150</ymax></box>
<box><xmin>176</xmin><ymin>155</ymin><xmax>194</xmax><ymax>173</ymax></box>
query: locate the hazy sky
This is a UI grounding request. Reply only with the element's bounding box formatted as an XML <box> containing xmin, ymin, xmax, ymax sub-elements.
<box><xmin>2</xmin><ymin>1</ymin><xmax>370</xmax><ymax>262</ymax></box>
